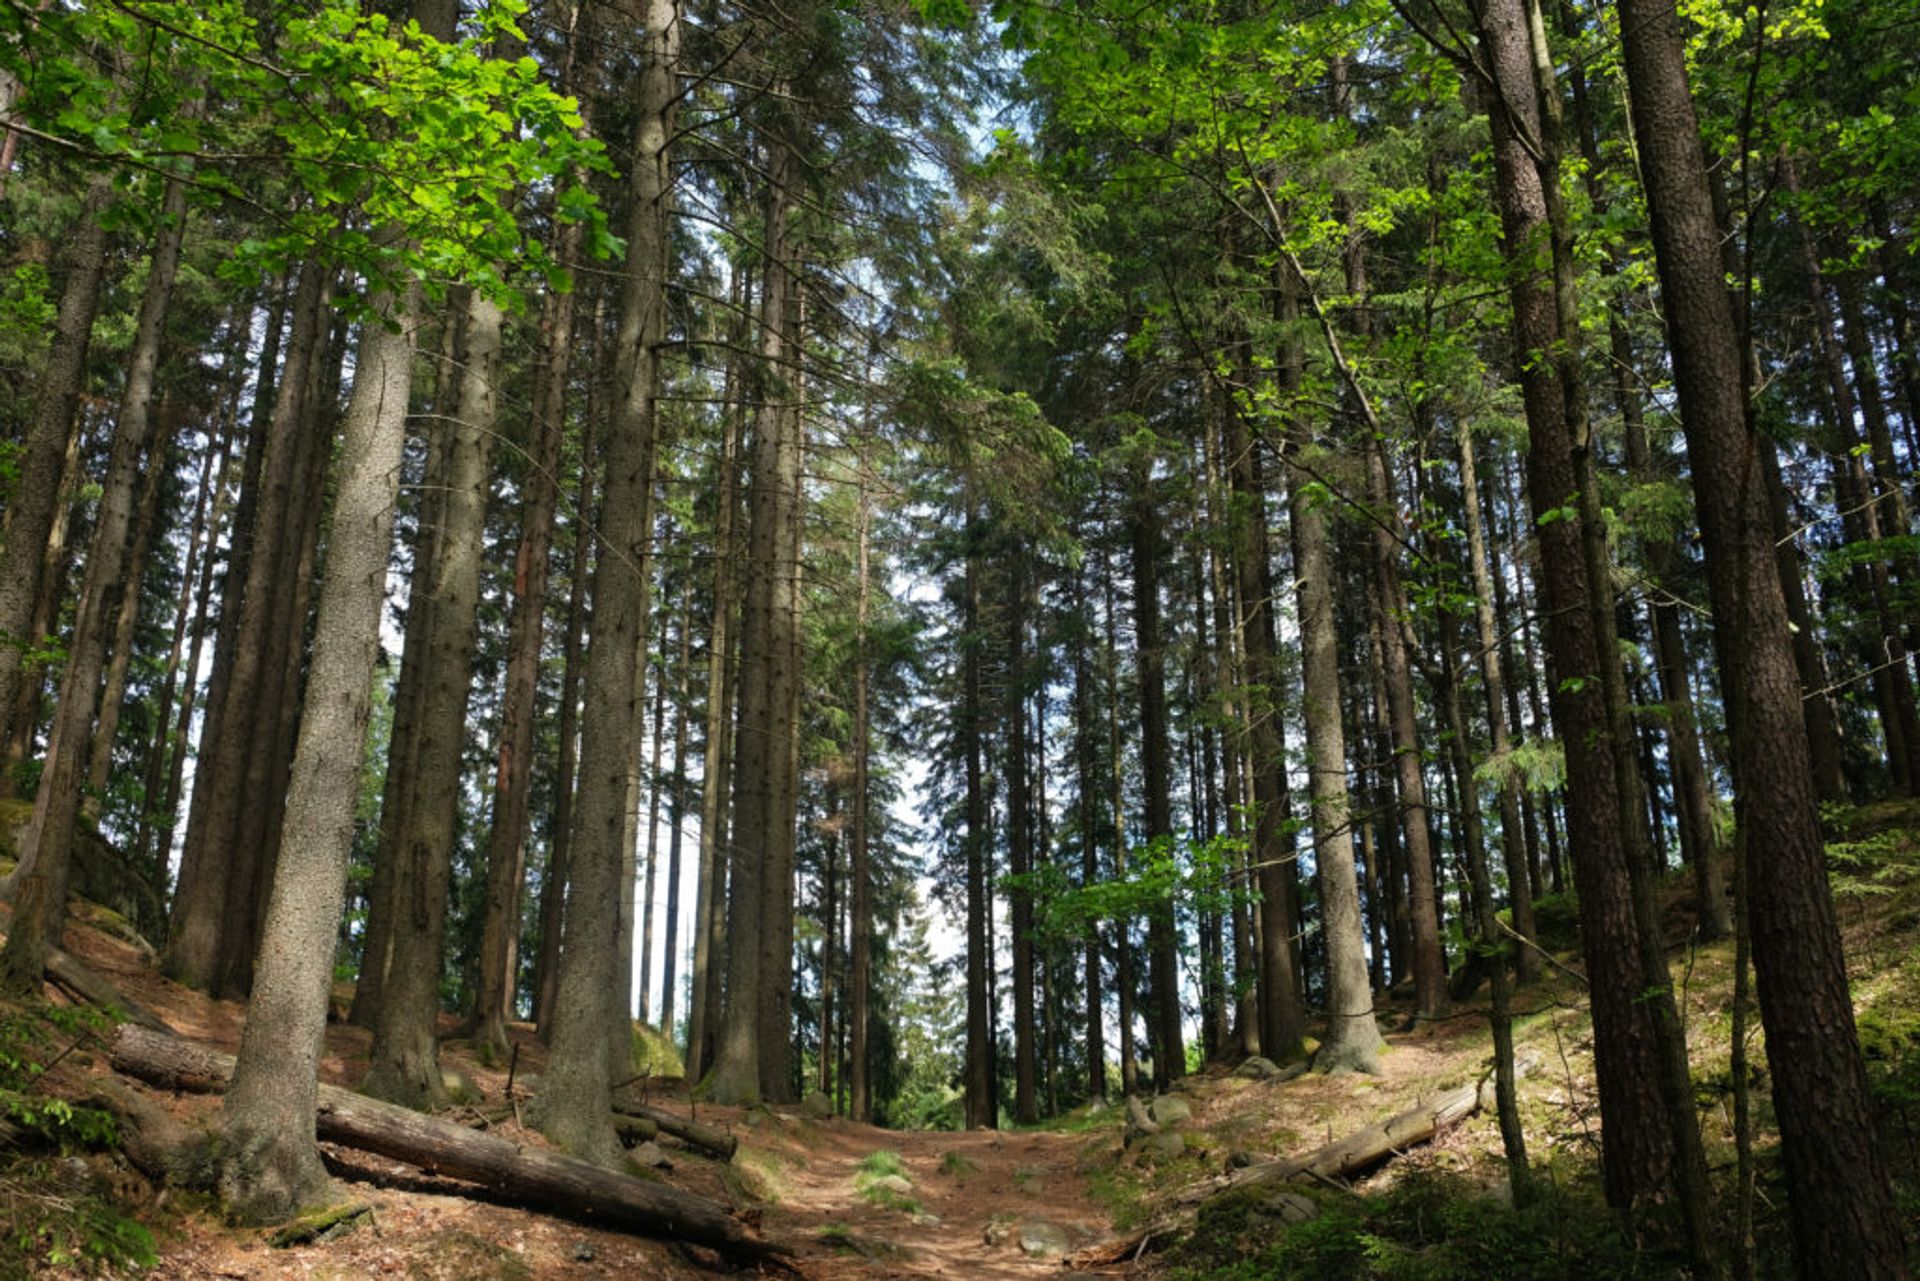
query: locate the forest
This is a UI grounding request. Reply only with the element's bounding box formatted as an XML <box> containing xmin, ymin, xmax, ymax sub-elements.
<box><xmin>1</xmin><ymin>0</ymin><xmax>1918</xmax><ymax>1275</ymax></box>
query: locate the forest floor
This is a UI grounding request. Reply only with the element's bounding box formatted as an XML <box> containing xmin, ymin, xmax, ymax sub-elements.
<box><xmin>5</xmin><ymin>799</ymin><xmax>1919</xmax><ymax>1277</ymax></box>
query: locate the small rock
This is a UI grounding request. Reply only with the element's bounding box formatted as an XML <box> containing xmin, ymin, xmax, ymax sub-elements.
<box><xmin>1147</xmin><ymin>1094</ymin><xmax>1191</xmax><ymax>1126</ymax></box>
<box><xmin>801</xmin><ymin>1089</ymin><xmax>833</xmax><ymax>1119</ymax></box>
<box><xmin>440</xmin><ymin>1067</ymin><xmax>482</xmax><ymax>1104</ymax></box>
<box><xmin>910</xmin><ymin>1211</ymin><xmax>943</xmax><ymax>1228</ymax></box>
<box><xmin>569</xmin><ymin>1240</ymin><xmax>596</xmax><ymax>1262</ymax></box>
<box><xmin>1139</xmin><ymin>1129</ymin><xmax>1187</xmax><ymax>1166</ymax></box>
<box><xmin>1252</xmin><ymin>1191</ymin><xmax>1319</xmax><ymax>1226</ymax></box>
<box><xmin>627</xmin><ymin>1141</ymin><xmax>670</xmax><ymax>1170</ymax></box>
<box><xmin>1233</xmin><ymin>1055</ymin><xmax>1283</xmax><ymax>1080</ymax></box>
<box><xmin>870</xmin><ymin>1173</ymin><xmax>914</xmax><ymax>1196</ymax></box>
<box><xmin>1016</xmin><ymin>1219</ymin><xmax>1075</xmax><ymax>1259</ymax></box>
<box><xmin>1123</xmin><ymin>1094</ymin><xmax>1159</xmax><ymax>1147</ymax></box>
<box><xmin>983</xmin><ymin>1217</ymin><xmax>1015</xmax><ymax>1246</ymax></box>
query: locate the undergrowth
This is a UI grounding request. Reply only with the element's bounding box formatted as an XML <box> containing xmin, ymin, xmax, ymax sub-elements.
<box><xmin>0</xmin><ymin>1001</ymin><xmax>156</xmax><ymax>1276</ymax></box>
<box><xmin>1167</xmin><ymin>1171</ymin><xmax>1676</xmax><ymax>1281</ymax></box>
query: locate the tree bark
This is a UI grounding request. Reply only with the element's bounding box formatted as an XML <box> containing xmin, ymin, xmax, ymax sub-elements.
<box><xmin>168</xmin><ymin>262</ymin><xmax>327</xmax><ymax>996</ymax></box>
<box><xmin>687</xmin><ymin>273</ymin><xmax>744</xmax><ymax>1080</ymax></box>
<box><xmin>530</xmin><ymin>0</ymin><xmax>678</xmax><ymax>1160</ymax></box>
<box><xmin>1286</xmin><ymin>449</ymin><xmax>1381</xmax><ymax>1074</ymax></box>
<box><xmin>0</xmin><ymin>176</ymin><xmax>113</xmax><ymax>767</ymax></box>
<box><xmin>472</xmin><ymin>215</ymin><xmax>585</xmax><ymax>1062</ymax></box>
<box><xmin>0</xmin><ymin>176</ymin><xmax>187</xmax><ymax>990</ymax></box>
<box><xmin>215</xmin><ymin>284</ymin><xmax>416</xmax><ymax>1224</ymax></box>
<box><xmin>1615</xmin><ymin>1</ymin><xmax>1911</xmax><ymax>1271</ymax></box>
<box><xmin>363</xmin><ymin>291</ymin><xmax>503</xmax><ymax>1109</ymax></box>
<box><xmin>708</xmin><ymin>148</ymin><xmax>803</xmax><ymax>1107</ymax></box>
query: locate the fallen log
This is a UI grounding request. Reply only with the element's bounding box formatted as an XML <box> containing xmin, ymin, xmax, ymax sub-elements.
<box><xmin>111</xmin><ymin>1025</ymin><xmax>785</xmax><ymax>1263</ymax></box>
<box><xmin>610</xmin><ymin>1095</ymin><xmax>736</xmax><ymax>1160</ymax></box>
<box><xmin>1075</xmin><ymin>1057</ymin><xmax>1537</xmax><ymax>1266</ymax></box>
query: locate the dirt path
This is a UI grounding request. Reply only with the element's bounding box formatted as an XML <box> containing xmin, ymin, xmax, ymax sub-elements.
<box><xmin>749</xmin><ymin>1116</ymin><xmax>1120</xmax><ymax>1278</ymax></box>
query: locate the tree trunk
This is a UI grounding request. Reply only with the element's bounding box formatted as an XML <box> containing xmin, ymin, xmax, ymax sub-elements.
<box><xmin>660</xmin><ymin>596</ymin><xmax>692</xmax><ymax>1036</ymax></box>
<box><xmin>847</xmin><ymin>452</ymin><xmax>874</xmax><ymax>1120</ymax></box>
<box><xmin>708</xmin><ymin>142</ymin><xmax>803</xmax><ymax>1109</ymax></box>
<box><xmin>961</xmin><ymin>519</ymin><xmax>995</xmax><ymax>1127</ymax></box>
<box><xmin>1615</xmin><ymin>0</ymin><xmax>1911</xmax><ymax>1270</ymax></box>
<box><xmin>533</xmin><ymin>299</ymin><xmax>604</xmax><ymax>1035</ymax></box>
<box><xmin>1224</xmin><ymin>405</ymin><xmax>1303</xmax><ymax>1060</ymax></box>
<box><xmin>529</xmin><ymin>0</ymin><xmax>678</xmax><ymax>1161</ymax></box>
<box><xmin>687</xmin><ymin>273</ymin><xmax>745</xmax><ymax>1081</ymax></box>
<box><xmin>1007</xmin><ymin>553</ymin><xmax>1040</xmax><ymax>1119</ymax></box>
<box><xmin>1455</xmin><ymin>423</ymin><xmax>1540</xmax><ymax>976</ymax></box>
<box><xmin>168</xmin><ymin>262</ymin><xmax>327</xmax><ymax>996</ymax></box>
<box><xmin>0</xmin><ymin>177</ymin><xmax>187</xmax><ymax>990</ymax></box>
<box><xmin>362</xmin><ymin>291</ymin><xmax>502</xmax><ymax>1109</ymax></box>
<box><xmin>472</xmin><ymin>217</ymin><xmax>584</xmax><ymax>1062</ymax></box>
<box><xmin>1286</xmin><ymin>447</ymin><xmax>1381</xmax><ymax>1074</ymax></box>
<box><xmin>215</xmin><ymin>283</ymin><xmax>416</xmax><ymax>1224</ymax></box>
<box><xmin>0</xmin><ymin>177</ymin><xmax>112</xmax><ymax>771</ymax></box>
<box><xmin>1469</xmin><ymin>0</ymin><xmax>1695</xmax><ymax>1221</ymax></box>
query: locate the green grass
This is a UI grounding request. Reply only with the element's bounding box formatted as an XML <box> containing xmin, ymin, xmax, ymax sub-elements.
<box><xmin>938</xmin><ymin>1150</ymin><xmax>978</xmax><ymax>1178</ymax></box>
<box><xmin>853</xmin><ymin>1149</ymin><xmax>921</xmax><ymax>1214</ymax></box>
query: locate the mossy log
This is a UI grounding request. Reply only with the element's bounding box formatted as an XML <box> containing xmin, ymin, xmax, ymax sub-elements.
<box><xmin>609</xmin><ymin>1094</ymin><xmax>736</xmax><ymax>1160</ymax></box>
<box><xmin>1076</xmin><ymin>1058</ymin><xmax>1536</xmax><ymax>1266</ymax></box>
<box><xmin>110</xmin><ymin>1025</ymin><xmax>785</xmax><ymax>1263</ymax></box>
<box><xmin>267</xmin><ymin>1202</ymin><xmax>371</xmax><ymax>1247</ymax></box>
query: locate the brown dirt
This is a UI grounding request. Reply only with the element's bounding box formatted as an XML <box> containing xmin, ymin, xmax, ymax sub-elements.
<box><xmin>744</xmin><ymin>1114</ymin><xmax>1120</xmax><ymax>1278</ymax></box>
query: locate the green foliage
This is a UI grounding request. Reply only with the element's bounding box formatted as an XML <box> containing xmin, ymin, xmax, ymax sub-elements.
<box><xmin>1169</xmin><ymin>1171</ymin><xmax>1663</xmax><ymax>1281</ymax></box>
<box><xmin>1</xmin><ymin>1163</ymin><xmax>158</xmax><ymax>1278</ymax></box>
<box><xmin>0</xmin><ymin>1004</ymin><xmax>155</xmax><ymax>1277</ymax></box>
<box><xmin>0</xmin><ymin>0</ymin><xmax>613</xmax><ymax>305</ymax></box>
<box><xmin>0</xmin><ymin>1004</ymin><xmax>118</xmax><ymax>1151</ymax></box>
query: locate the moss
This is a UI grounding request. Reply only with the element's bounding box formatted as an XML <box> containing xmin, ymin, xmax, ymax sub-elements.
<box><xmin>1169</xmin><ymin>1170</ymin><xmax>1663</xmax><ymax>1281</ymax></box>
<box><xmin>627</xmin><ymin>1022</ymin><xmax>685</xmax><ymax>1080</ymax></box>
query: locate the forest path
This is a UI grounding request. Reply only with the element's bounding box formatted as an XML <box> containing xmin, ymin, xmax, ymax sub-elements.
<box><xmin>747</xmin><ymin>1113</ymin><xmax>1120</xmax><ymax>1278</ymax></box>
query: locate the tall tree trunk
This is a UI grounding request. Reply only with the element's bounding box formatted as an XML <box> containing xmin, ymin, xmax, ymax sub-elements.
<box><xmin>1071</xmin><ymin>560</ymin><xmax>1105</xmax><ymax>1099</ymax></box>
<box><xmin>0</xmin><ymin>176</ymin><xmax>112</xmax><ymax>765</ymax></box>
<box><xmin>84</xmin><ymin>405</ymin><xmax>171</xmax><ymax>814</ymax></box>
<box><xmin>708</xmin><ymin>148</ymin><xmax>803</xmax><ymax>1108</ymax></box>
<box><xmin>847</xmin><ymin>450</ymin><xmax>874</xmax><ymax>1120</ymax></box>
<box><xmin>0</xmin><ymin>176</ymin><xmax>187</xmax><ymax>986</ymax></box>
<box><xmin>352</xmin><ymin>305</ymin><xmax>465</xmax><ymax>1024</ymax></box>
<box><xmin>1454</xmin><ymin>424</ymin><xmax>1539</xmax><ymax>976</ymax></box>
<box><xmin>528</xmin><ymin>0</ymin><xmax>678</xmax><ymax>1159</ymax></box>
<box><xmin>1286</xmin><ymin>449</ymin><xmax>1381</xmax><ymax>1074</ymax></box>
<box><xmin>215</xmin><ymin>282</ymin><xmax>417</xmax><ymax>1222</ymax></box>
<box><xmin>533</xmin><ymin>298</ymin><xmax>605</xmax><ymax>1035</ymax></box>
<box><xmin>138</xmin><ymin>330</ymin><xmax>241</xmax><ymax>876</ymax></box>
<box><xmin>1362</xmin><ymin>430</ymin><xmax>1447</xmax><ymax>1024</ymax></box>
<box><xmin>1224</xmin><ymin>404</ymin><xmax>1303</xmax><ymax>1060</ymax></box>
<box><xmin>1469</xmin><ymin>0</ymin><xmax>1702</xmax><ymax>1223</ymax></box>
<box><xmin>687</xmin><ymin>274</ymin><xmax>745</xmax><ymax>1080</ymax></box>
<box><xmin>961</xmin><ymin>518</ymin><xmax>995</xmax><ymax>1127</ymax></box>
<box><xmin>661</xmin><ymin>595</ymin><xmax>692</xmax><ymax>1036</ymax></box>
<box><xmin>362</xmin><ymin>291</ymin><xmax>503</xmax><ymax>1107</ymax></box>
<box><xmin>1007</xmin><ymin>554</ymin><xmax>1040</xmax><ymax>1120</ymax></box>
<box><xmin>169</xmin><ymin>263</ymin><xmax>327</xmax><ymax>995</ymax></box>
<box><xmin>470</xmin><ymin>234</ymin><xmax>581</xmax><ymax>1062</ymax></box>
<box><xmin>1616</xmin><ymin>1</ymin><xmax>1910</xmax><ymax>1271</ymax></box>
<box><xmin>1101</xmin><ymin>544</ymin><xmax>1139</xmax><ymax>1094</ymax></box>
